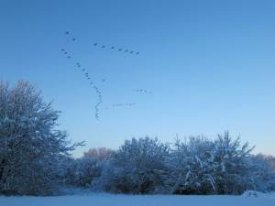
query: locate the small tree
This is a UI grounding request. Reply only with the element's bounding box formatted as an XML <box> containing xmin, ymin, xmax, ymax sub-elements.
<box><xmin>0</xmin><ymin>80</ymin><xmax>79</xmax><ymax>195</ymax></box>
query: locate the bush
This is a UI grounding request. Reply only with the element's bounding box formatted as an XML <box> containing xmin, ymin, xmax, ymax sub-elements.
<box><xmin>247</xmin><ymin>154</ymin><xmax>275</xmax><ymax>192</ymax></box>
<box><xmin>165</xmin><ymin>132</ymin><xmax>275</xmax><ymax>195</ymax></box>
<box><xmin>95</xmin><ymin>137</ymin><xmax>170</xmax><ymax>194</ymax></box>
<box><xmin>165</xmin><ymin>136</ymin><xmax>217</xmax><ymax>194</ymax></box>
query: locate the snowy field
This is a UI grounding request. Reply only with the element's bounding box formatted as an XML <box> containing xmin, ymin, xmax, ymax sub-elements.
<box><xmin>1</xmin><ymin>193</ymin><xmax>275</xmax><ymax>206</ymax></box>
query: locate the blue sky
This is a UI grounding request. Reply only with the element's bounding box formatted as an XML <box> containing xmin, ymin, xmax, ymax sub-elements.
<box><xmin>0</xmin><ymin>0</ymin><xmax>275</xmax><ymax>156</ymax></box>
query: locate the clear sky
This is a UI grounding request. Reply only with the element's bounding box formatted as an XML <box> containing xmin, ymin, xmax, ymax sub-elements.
<box><xmin>1</xmin><ymin>0</ymin><xmax>275</xmax><ymax>156</ymax></box>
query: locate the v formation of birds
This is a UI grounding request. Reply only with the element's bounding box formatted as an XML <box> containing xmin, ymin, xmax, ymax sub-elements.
<box><xmin>60</xmin><ymin>31</ymin><xmax>152</xmax><ymax>120</ymax></box>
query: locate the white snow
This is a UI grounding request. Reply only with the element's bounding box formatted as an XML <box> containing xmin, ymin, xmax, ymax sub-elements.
<box><xmin>1</xmin><ymin>193</ymin><xmax>275</xmax><ymax>206</ymax></box>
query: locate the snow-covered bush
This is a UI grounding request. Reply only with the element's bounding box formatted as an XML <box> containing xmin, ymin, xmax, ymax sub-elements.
<box><xmin>165</xmin><ymin>136</ymin><xmax>216</xmax><ymax>194</ymax></box>
<box><xmin>247</xmin><ymin>154</ymin><xmax>275</xmax><ymax>192</ymax></box>
<box><xmin>266</xmin><ymin>156</ymin><xmax>275</xmax><ymax>171</ymax></box>
<box><xmin>164</xmin><ymin>132</ymin><xmax>274</xmax><ymax>195</ymax></box>
<box><xmin>62</xmin><ymin>148</ymin><xmax>113</xmax><ymax>188</ymax></box>
<box><xmin>94</xmin><ymin>137</ymin><xmax>170</xmax><ymax>194</ymax></box>
<box><xmin>210</xmin><ymin>132</ymin><xmax>254</xmax><ymax>194</ymax></box>
<box><xmin>0</xmin><ymin>81</ymin><xmax>79</xmax><ymax>195</ymax></box>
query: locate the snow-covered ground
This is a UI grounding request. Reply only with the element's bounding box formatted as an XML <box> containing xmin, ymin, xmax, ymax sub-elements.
<box><xmin>1</xmin><ymin>193</ymin><xmax>275</xmax><ymax>206</ymax></box>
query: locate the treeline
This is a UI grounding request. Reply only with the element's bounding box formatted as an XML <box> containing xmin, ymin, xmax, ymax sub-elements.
<box><xmin>0</xmin><ymin>81</ymin><xmax>275</xmax><ymax>196</ymax></box>
<box><xmin>65</xmin><ymin>135</ymin><xmax>275</xmax><ymax>195</ymax></box>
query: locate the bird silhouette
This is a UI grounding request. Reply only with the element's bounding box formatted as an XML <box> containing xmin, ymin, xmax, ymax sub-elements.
<box><xmin>65</xmin><ymin>31</ymin><xmax>69</xmax><ymax>35</ymax></box>
<box><xmin>93</xmin><ymin>43</ymin><xmax>98</xmax><ymax>46</ymax></box>
<box><xmin>72</xmin><ymin>38</ymin><xmax>76</xmax><ymax>41</ymax></box>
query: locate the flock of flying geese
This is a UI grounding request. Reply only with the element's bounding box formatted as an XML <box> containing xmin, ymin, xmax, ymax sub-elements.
<box><xmin>92</xmin><ymin>42</ymin><xmax>140</xmax><ymax>55</ymax></box>
<box><xmin>60</xmin><ymin>31</ymin><xmax>152</xmax><ymax>120</ymax></box>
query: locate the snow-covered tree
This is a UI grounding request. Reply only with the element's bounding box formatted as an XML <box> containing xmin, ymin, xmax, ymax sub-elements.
<box><xmin>0</xmin><ymin>80</ymin><xmax>79</xmax><ymax>195</ymax></box>
<box><xmin>95</xmin><ymin>137</ymin><xmax>170</xmax><ymax>194</ymax></box>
